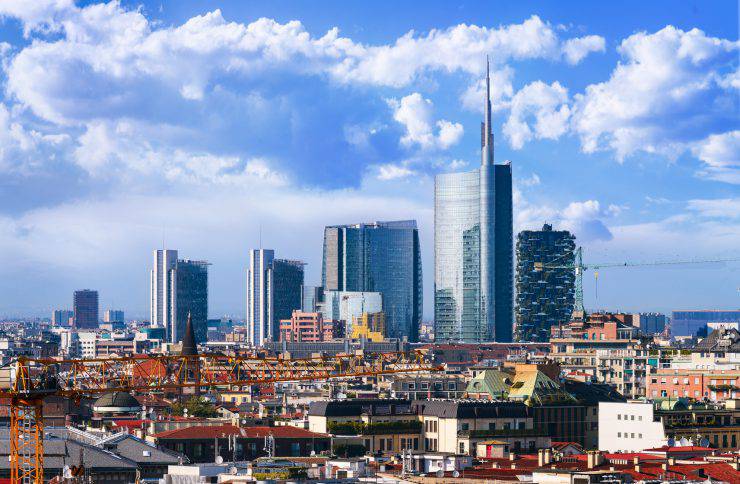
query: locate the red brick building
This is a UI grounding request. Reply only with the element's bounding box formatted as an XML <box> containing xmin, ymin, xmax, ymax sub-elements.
<box><xmin>280</xmin><ymin>311</ymin><xmax>340</xmax><ymax>342</ymax></box>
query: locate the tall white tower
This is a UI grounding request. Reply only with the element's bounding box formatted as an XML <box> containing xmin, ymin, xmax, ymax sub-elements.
<box><xmin>247</xmin><ymin>249</ymin><xmax>275</xmax><ymax>346</ymax></box>
<box><xmin>151</xmin><ymin>249</ymin><xmax>178</xmax><ymax>339</ymax></box>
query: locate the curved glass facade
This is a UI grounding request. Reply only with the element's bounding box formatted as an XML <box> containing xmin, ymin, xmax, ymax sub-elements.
<box><xmin>434</xmin><ymin>170</ymin><xmax>481</xmax><ymax>341</ymax></box>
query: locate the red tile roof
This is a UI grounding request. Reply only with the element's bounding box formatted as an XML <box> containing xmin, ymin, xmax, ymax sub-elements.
<box><xmin>154</xmin><ymin>424</ymin><xmax>328</xmax><ymax>440</ymax></box>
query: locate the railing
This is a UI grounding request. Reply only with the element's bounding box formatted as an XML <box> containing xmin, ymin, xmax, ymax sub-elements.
<box><xmin>328</xmin><ymin>420</ymin><xmax>422</xmax><ymax>435</ymax></box>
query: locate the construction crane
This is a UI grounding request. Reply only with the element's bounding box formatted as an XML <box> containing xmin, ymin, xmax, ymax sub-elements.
<box><xmin>0</xmin><ymin>350</ymin><xmax>440</xmax><ymax>483</ymax></box>
<box><xmin>535</xmin><ymin>247</ymin><xmax>740</xmax><ymax>314</ymax></box>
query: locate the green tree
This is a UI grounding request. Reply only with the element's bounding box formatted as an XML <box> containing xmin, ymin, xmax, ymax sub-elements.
<box><xmin>171</xmin><ymin>397</ymin><xmax>219</xmax><ymax>418</ymax></box>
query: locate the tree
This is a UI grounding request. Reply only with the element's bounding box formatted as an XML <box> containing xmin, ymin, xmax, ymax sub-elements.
<box><xmin>171</xmin><ymin>397</ymin><xmax>219</xmax><ymax>418</ymax></box>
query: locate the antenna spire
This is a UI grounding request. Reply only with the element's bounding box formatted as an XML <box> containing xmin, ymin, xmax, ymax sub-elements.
<box><xmin>482</xmin><ymin>55</ymin><xmax>494</xmax><ymax>165</ymax></box>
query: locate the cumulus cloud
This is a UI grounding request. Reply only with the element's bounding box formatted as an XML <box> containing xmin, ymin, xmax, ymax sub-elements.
<box><xmin>692</xmin><ymin>130</ymin><xmax>740</xmax><ymax>184</ymax></box>
<box><xmin>388</xmin><ymin>93</ymin><xmax>463</xmax><ymax>150</ymax></box>
<box><xmin>376</xmin><ymin>163</ymin><xmax>415</xmax><ymax>180</ymax></box>
<box><xmin>562</xmin><ymin>35</ymin><xmax>606</xmax><ymax>64</ymax></box>
<box><xmin>503</xmin><ymin>81</ymin><xmax>571</xmax><ymax>149</ymax></box>
<box><xmin>570</xmin><ymin>26</ymin><xmax>738</xmax><ymax>161</ymax></box>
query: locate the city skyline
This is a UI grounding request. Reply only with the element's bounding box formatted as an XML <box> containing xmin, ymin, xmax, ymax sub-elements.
<box><xmin>0</xmin><ymin>1</ymin><xmax>738</xmax><ymax>319</ymax></box>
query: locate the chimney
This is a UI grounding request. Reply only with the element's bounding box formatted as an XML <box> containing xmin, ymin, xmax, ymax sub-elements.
<box><xmin>662</xmin><ymin>462</ymin><xmax>669</xmax><ymax>471</ymax></box>
<box><xmin>633</xmin><ymin>457</ymin><xmax>639</xmax><ymax>465</ymax></box>
<box><xmin>538</xmin><ymin>449</ymin><xmax>545</xmax><ymax>467</ymax></box>
<box><xmin>509</xmin><ymin>453</ymin><xmax>516</xmax><ymax>461</ymax></box>
<box><xmin>668</xmin><ymin>457</ymin><xmax>675</xmax><ymax>465</ymax></box>
<box><xmin>587</xmin><ymin>451</ymin><xmax>604</xmax><ymax>469</ymax></box>
<box><xmin>491</xmin><ymin>462</ymin><xmax>499</xmax><ymax>469</ymax></box>
<box><xmin>510</xmin><ymin>463</ymin><xmax>516</xmax><ymax>469</ymax></box>
<box><xmin>634</xmin><ymin>463</ymin><xmax>641</xmax><ymax>473</ymax></box>
<box><xmin>544</xmin><ymin>448</ymin><xmax>553</xmax><ymax>465</ymax></box>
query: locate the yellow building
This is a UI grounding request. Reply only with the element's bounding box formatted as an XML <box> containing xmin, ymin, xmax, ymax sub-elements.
<box><xmin>350</xmin><ymin>312</ymin><xmax>385</xmax><ymax>342</ymax></box>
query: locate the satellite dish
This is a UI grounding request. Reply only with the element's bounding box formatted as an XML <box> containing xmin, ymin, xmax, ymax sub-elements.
<box><xmin>700</xmin><ymin>438</ymin><xmax>710</xmax><ymax>447</ymax></box>
<box><xmin>436</xmin><ymin>470</ymin><xmax>444</xmax><ymax>478</ymax></box>
<box><xmin>667</xmin><ymin>438</ymin><xmax>675</xmax><ymax>447</ymax></box>
<box><xmin>215</xmin><ymin>456</ymin><xmax>224</xmax><ymax>464</ymax></box>
<box><xmin>63</xmin><ymin>466</ymin><xmax>72</xmax><ymax>479</ymax></box>
<box><xmin>679</xmin><ymin>437</ymin><xmax>689</xmax><ymax>447</ymax></box>
<box><xmin>229</xmin><ymin>466</ymin><xmax>238</xmax><ymax>475</ymax></box>
<box><xmin>453</xmin><ymin>471</ymin><xmax>460</xmax><ymax>478</ymax></box>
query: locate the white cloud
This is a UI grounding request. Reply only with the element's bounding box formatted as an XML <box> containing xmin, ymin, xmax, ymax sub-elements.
<box><xmin>519</xmin><ymin>173</ymin><xmax>541</xmax><ymax>187</ymax></box>
<box><xmin>460</xmin><ymin>66</ymin><xmax>515</xmax><ymax>112</ymax></box>
<box><xmin>562</xmin><ymin>35</ymin><xmax>606</xmax><ymax>64</ymax></box>
<box><xmin>73</xmin><ymin>120</ymin><xmax>287</xmax><ymax>185</ymax></box>
<box><xmin>1</xmin><ymin>4</ymin><xmax>604</xmax><ymax>125</ymax></box>
<box><xmin>687</xmin><ymin>197</ymin><xmax>740</xmax><ymax>220</ymax></box>
<box><xmin>503</xmin><ymin>81</ymin><xmax>571</xmax><ymax>149</ymax></box>
<box><xmin>376</xmin><ymin>164</ymin><xmax>415</xmax><ymax>180</ymax></box>
<box><xmin>570</xmin><ymin>26</ymin><xmax>738</xmax><ymax>160</ymax></box>
<box><xmin>388</xmin><ymin>93</ymin><xmax>463</xmax><ymax>150</ymax></box>
<box><xmin>692</xmin><ymin>130</ymin><xmax>740</xmax><ymax>184</ymax></box>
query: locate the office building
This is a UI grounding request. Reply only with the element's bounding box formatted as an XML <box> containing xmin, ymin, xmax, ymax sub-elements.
<box><xmin>671</xmin><ymin>310</ymin><xmax>740</xmax><ymax>337</ymax></box>
<box><xmin>246</xmin><ymin>249</ymin><xmax>304</xmax><ymax>346</ymax></box>
<box><xmin>321</xmin><ymin>220</ymin><xmax>422</xmax><ymax>341</ymax></box>
<box><xmin>321</xmin><ymin>291</ymin><xmax>383</xmax><ymax>334</ymax></box>
<box><xmin>515</xmin><ymin>224</ymin><xmax>576</xmax><ymax>342</ymax></box>
<box><xmin>350</xmin><ymin>312</ymin><xmax>385</xmax><ymax>342</ymax></box>
<box><xmin>104</xmin><ymin>309</ymin><xmax>124</xmax><ymax>323</ymax></box>
<box><xmin>174</xmin><ymin>259</ymin><xmax>209</xmax><ymax>344</ymax></box>
<box><xmin>434</xmin><ymin>59</ymin><xmax>513</xmax><ymax>343</ymax></box>
<box><xmin>301</xmin><ymin>285</ymin><xmax>323</xmax><ymax>312</ymax></box>
<box><xmin>279</xmin><ymin>311</ymin><xmax>339</xmax><ymax>342</ymax></box>
<box><xmin>633</xmin><ymin>312</ymin><xmax>666</xmax><ymax>335</ymax></box>
<box><xmin>73</xmin><ymin>289</ymin><xmax>99</xmax><ymax>329</ymax></box>
<box><xmin>151</xmin><ymin>249</ymin><xmax>178</xmax><ymax>332</ymax></box>
<box><xmin>52</xmin><ymin>309</ymin><xmax>74</xmax><ymax>326</ymax></box>
<box><xmin>150</xmin><ymin>250</ymin><xmax>209</xmax><ymax>344</ymax></box>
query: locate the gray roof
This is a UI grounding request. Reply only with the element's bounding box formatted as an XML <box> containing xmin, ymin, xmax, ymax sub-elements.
<box><xmin>411</xmin><ymin>400</ymin><xmax>531</xmax><ymax>418</ymax></box>
<box><xmin>93</xmin><ymin>391</ymin><xmax>142</xmax><ymax>409</ymax></box>
<box><xmin>101</xmin><ymin>434</ymin><xmax>184</xmax><ymax>465</ymax></box>
<box><xmin>693</xmin><ymin>328</ymin><xmax>740</xmax><ymax>353</ymax></box>
<box><xmin>309</xmin><ymin>399</ymin><xmax>412</xmax><ymax>417</ymax></box>
<box><xmin>0</xmin><ymin>431</ymin><xmax>137</xmax><ymax>472</ymax></box>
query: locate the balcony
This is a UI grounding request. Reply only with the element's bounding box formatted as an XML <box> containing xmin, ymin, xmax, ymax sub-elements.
<box><xmin>459</xmin><ymin>428</ymin><xmax>546</xmax><ymax>438</ymax></box>
<box><xmin>328</xmin><ymin>420</ymin><xmax>422</xmax><ymax>435</ymax></box>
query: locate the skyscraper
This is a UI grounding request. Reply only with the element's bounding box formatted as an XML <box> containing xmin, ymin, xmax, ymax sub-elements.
<box><xmin>150</xmin><ymin>250</ymin><xmax>209</xmax><ymax>344</ymax></box>
<box><xmin>104</xmin><ymin>309</ymin><xmax>125</xmax><ymax>323</ymax></box>
<box><xmin>515</xmin><ymin>224</ymin><xmax>576</xmax><ymax>342</ymax></box>
<box><xmin>247</xmin><ymin>249</ymin><xmax>273</xmax><ymax>346</ymax></box>
<box><xmin>52</xmin><ymin>309</ymin><xmax>74</xmax><ymax>326</ymax></box>
<box><xmin>321</xmin><ymin>220</ymin><xmax>422</xmax><ymax>341</ymax></box>
<box><xmin>73</xmin><ymin>289</ymin><xmax>99</xmax><ymax>329</ymax></box>
<box><xmin>151</xmin><ymin>249</ymin><xmax>178</xmax><ymax>332</ymax></box>
<box><xmin>175</xmin><ymin>259</ymin><xmax>209</xmax><ymax>344</ymax></box>
<box><xmin>246</xmin><ymin>249</ymin><xmax>304</xmax><ymax>346</ymax></box>
<box><xmin>434</xmin><ymin>58</ymin><xmax>513</xmax><ymax>343</ymax></box>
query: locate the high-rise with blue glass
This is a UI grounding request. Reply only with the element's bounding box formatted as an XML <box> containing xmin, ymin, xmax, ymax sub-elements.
<box><xmin>321</xmin><ymin>220</ymin><xmax>422</xmax><ymax>341</ymax></box>
<box><xmin>434</xmin><ymin>58</ymin><xmax>513</xmax><ymax>343</ymax></box>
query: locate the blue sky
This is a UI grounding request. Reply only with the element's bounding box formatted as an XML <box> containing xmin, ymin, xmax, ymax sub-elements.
<box><xmin>0</xmin><ymin>0</ymin><xmax>738</xmax><ymax>320</ymax></box>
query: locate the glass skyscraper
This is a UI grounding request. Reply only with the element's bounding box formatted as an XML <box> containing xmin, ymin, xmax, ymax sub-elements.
<box><xmin>434</xmin><ymin>59</ymin><xmax>513</xmax><ymax>343</ymax></box>
<box><xmin>246</xmin><ymin>249</ymin><xmax>305</xmax><ymax>346</ymax></box>
<box><xmin>321</xmin><ymin>220</ymin><xmax>422</xmax><ymax>341</ymax></box>
<box><xmin>175</xmin><ymin>259</ymin><xmax>209</xmax><ymax>344</ymax></box>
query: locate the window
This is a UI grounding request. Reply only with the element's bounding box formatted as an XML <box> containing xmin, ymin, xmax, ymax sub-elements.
<box><xmin>638</xmin><ymin>416</ymin><xmax>643</xmax><ymax>421</ymax></box>
<box><xmin>448</xmin><ymin>382</ymin><xmax>456</xmax><ymax>390</ymax></box>
<box><xmin>631</xmin><ymin>433</ymin><xmax>635</xmax><ymax>438</ymax></box>
<box><xmin>683</xmin><ymin>378</ymin><xmax>689</xmax><ymax>384</ymax></box>
<box><xmin>617</xmin><ymin>432</ymin><xmax>621</xmax><ymax>437</ymax></box>
<box><xmin>420</xmin><ymin>382</ymin><xmax>429</xmax><ymax>390</ymax></box>
<box><xmin>694</xmin><ymin>378</ymin><xmax>699</xmax><ymax>384</ymax></box>
<box><xmin>518</xmin><ymin>422</ymin><xmax>525</xmax><ymax>430</ymax></box>
<box><xmin>673</xmin><ymin>378</ymin><xmax>678</xmax><ymax>384</ymax></box>
<box><xmin>408</xmin><ymin>382</ymin><xmax>416</xmax><ymax>390</ymax></box>
<box><xmin>459</xmin><ymin>442</ymin><xmax>465</xmax><ymax>454</ymax></box>
<box><xmin>291</xmin><ymin>442</ymin><xmax>301</xmax><ymax>457</ymax></box>
<box><xmin>461</xmin><ymin>423</ymin><xmax>469</xmax><ymax>431</ymax></box>
<box><xmin>631</xmin><ymin>415</ymin><xmax>635</xmax><ymax>421</ymax></box>
<box><xmin>488</xmin><ymin>422</ymin><xmax>496</xmax><ymax>431</ymax></box>
<box><xmin>617</xmin><ymin>414</ymin><xmax>621</xmax><ymax>420</ymax></box>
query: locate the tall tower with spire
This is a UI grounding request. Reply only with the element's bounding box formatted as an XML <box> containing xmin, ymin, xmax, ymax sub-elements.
<box><xmin>434</xmin><ymin>57</ymin><xmax>513</xmax><ymax>343</ymax></box>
